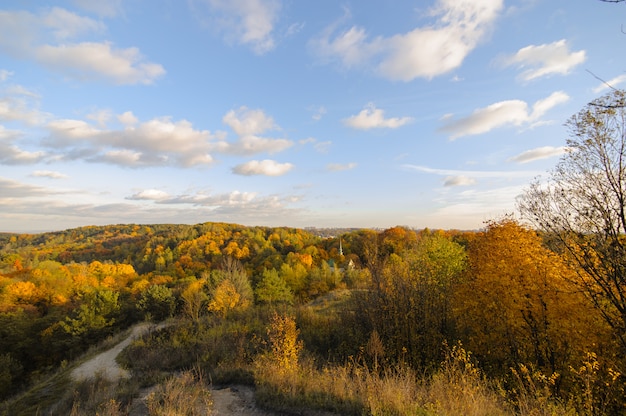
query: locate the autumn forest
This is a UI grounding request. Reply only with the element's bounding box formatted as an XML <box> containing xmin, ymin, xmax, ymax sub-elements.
<box><xmin>2</xmin><ymin>91</ymin><xmax>626</xmax><ymax>415</ymax></box>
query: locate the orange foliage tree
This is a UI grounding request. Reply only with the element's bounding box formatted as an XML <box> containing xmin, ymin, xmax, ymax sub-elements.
<box><xmin>454</xmin><ymin>219</ymin><xmax>607</xmax><ymax>382</ymax></box>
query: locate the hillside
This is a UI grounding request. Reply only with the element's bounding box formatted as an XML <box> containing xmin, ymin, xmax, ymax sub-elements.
<box><xmin>0</xmin><ymin>220</ymin><xmax>624</xmax><ymax>415</ymax></box>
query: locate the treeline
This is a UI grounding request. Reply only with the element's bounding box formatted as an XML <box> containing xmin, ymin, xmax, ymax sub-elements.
<box><xmin>0</xmin><ymin>222</ymin><xmax>364</xmax><ymax>398</ymax></box>
<box><xmin>1</xmin><ymin>219</ymin><xmax>624</xmax><ymax>412</ymax></box>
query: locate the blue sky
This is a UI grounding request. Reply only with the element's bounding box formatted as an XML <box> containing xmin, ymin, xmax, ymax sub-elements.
<box><xmin>1</xmin><ymin>0</ymin><xmax>624</xmax><ymax>233</ymax></box>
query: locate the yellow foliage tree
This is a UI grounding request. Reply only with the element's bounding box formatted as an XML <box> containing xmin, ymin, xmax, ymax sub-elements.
<box><xmin>265</xmin><ymin>313</ymin><xmax>302</xmax><ymax>374</ymax></box>
<box><xmin>181</xmin><ymin>279</ymin><xmax>207</xmax><ymax>322</ymax></box>
<box><xmin>207</xmin><ymin>279</ymin><xmax>249</xmax><ymax>317</ymax></box>
<box><xmin>454</xmin><ymin>219</ymin><xmax>606</xmax><ymax>379</ymax></box>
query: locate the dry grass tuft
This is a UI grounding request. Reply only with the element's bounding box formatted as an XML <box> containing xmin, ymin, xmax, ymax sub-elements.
<box><xmin>145</xmin><ymin>370</ymin><xmax>212</xmax><ymax>416</ymax></box>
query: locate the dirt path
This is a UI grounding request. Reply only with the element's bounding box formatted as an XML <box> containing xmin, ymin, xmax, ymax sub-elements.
<box><xmin>69</xmin><ymin>323</ymin><xmax>282</xmax><ymax>415</ymax></box>
<box><xmin>71</xmin><ymin>322</ymin><xmax>157</xmax><ymax>382</ymax></box>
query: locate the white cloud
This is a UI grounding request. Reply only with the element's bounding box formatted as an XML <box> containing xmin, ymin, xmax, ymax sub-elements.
<box><xmin>444</xmin><ymin>175</ymin><xmax>476</xmax><ymax>187</ymax></box>
<box><xmin>0</xmin><ymin>177</ymin><xmax>52</xmax><ymax>198</ymax></box>
<box><xmin>222</xmin><ymin>107</ymin><xmax>293</xmax><ymax>155</ymax></box>
<box><xmin>31</xmin><ymin>170</ymin><xmax>68</xmax><ymax>179</ymax></box>
<box><xmin>0</xmin><ymin>8</ymin><xmax>164</xmax><ymax>85</ymax></box>
<box><xmin>343</xmin><ymin>103</ymin><xmax>413</xmax><ymax>130</ymax></box>
<box><xmin>97</xmin><ymin>149</ymin><xmax>143</xmax><ymax>165</ymax></box>
<box><xmin>223</xmin><ymin>106</ymin><xmax>277</xmax><ymax>136</ymax></box>
<box><xmin>35</xmin><ymin>42</ymin><xmax>165</xmax><ymax>85</ymax></box>
<box><xmin>0</xmin><ymin>145</ymin><xmax>46</xmax><ymax>165</ymax></box>
<box><xmin>46</xmin><ymin>115</ymin><xmax>218</xmax><ymax>167</ymax></box>
<box><xmin>508</xmin><ymin>146</ymin><xmax>568</xmax><ymax>164</ymax></box>
<box><xmin>327</xmin><ymin>162</ymin><xmax>357</xmax><ymax>172</ymax></box>
<box><xmin>500</xmin><ymin>39</ymin><xmax>586</xmax><ymax>81</ymax></box>
<box><xmin>127</xmin><ymin>189</ymin><xmax>171</xmax><ymax>201</ymax></box>
<box><xmin>0</xmin><ymin>97</ymin><xmax>47</xmax><ymax>125</ymax></box>
<box><xmin>38</xmin><ymin>106</ymin><xmax>292</xmax><ymax>167</ymax></box>
<box><xmin>593</xmin><ymin>74</ymin><xmax>626</xmax><ymax>93</ymax></box>
<box><xmin>159</xmin><ymin>190</ymin><xmax>258</xmax><ymax>206</ymax></box>
<box><xmin>42</xmin><ymin>7</ymin><xmax>105</xmax><ymax>40</ymax></box>
<box><xmin>0</xmin><ymin>183</ymin><xmax>306</xmax><ymax>233</ymax></box>
<box><xmin>439</xmin><ymin>91</ymin><xmax>569</xmax><ymax>139</ymax></box>
<box><xmin>47</xmin><ymin>119</ymin><xmax>103</xmax><ymax>141</ymax></box>
<box><xmin>310</xmin><ymin>0</ymin><xmax>503</xmax><ymax>81</ymax></box>
<box><xmin>0</xmin><ymin>85</ymin><xmax>49</xmax><ymax>125</ymax></box>
<box><xmin>198</xmin><ymin>0</ymin><xmax>281</xmax><ymax>54</ymax></box>
<box><xmin>232</xmin><ymin>159</ymin><xmax>294</xmax><ymax>176</ymax></box>
<box><xmin>118</xmin><ymin>111</ymin><xmax>139</xmax><ymax>126</ymax></box>
<box><xmin>0</xmin><ymin>125</ymin><xmax>49</xmax><ymax>165</ymax></box>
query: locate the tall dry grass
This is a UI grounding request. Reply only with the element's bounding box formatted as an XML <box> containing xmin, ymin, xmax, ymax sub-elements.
<box><xmin>255</xmin><ymin>345</ymin><xmax>508</xmax><ymax>415</ymax></box>
<box><xmin>145</xmin><ymin>370</ymin><xmax>212</xmax><ymax>416</ymax></box>
<box><xmin>254</xmin><ymin>337</ymin><xmax>580</xmax><ymax>416</ymax></box>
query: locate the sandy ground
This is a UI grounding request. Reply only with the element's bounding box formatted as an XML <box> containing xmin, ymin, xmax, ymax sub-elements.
<box><xmin>69</xmin><ymin>323</ymin><xmax>281</xmax><ymax>415</ymax></box>
<box><xmin>71</xmin><ymin>323</ymin><xmax>157</xmax><ymax>382</ymax></box>
<box><xmin>69</xmin><ymin>323</ymin><xmax>339</xmax><ymax>415</ymax></box>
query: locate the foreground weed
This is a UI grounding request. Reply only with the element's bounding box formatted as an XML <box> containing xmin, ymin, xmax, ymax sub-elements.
<box><xmin>145</xmin><ymin>370</ymin><xmax>212</xmax><ymax>416</ymax></box>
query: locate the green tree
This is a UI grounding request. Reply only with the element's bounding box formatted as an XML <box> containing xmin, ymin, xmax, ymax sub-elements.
<box><xmin>255</xmin><ymin>269</ymin><xmax>294</xmax><ymax>306</ymax></box>
<box><xmin>60</xmin><ymin>289</ymin><xmax>120</xmax><ymax>338</ymax></box>
<box><xmin>356</xmin><ymin>230</ymin><xmax>466</xmax><ymax>367</ymax></box>
<box><xmin>137</xmin><ymin>284</ymin><xmax>176</xmax><ymax>321</ymax></box>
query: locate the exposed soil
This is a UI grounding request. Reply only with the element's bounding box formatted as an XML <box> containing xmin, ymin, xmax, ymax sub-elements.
<box><xmin>69</xmin><ymin>323</ymin><xmax>283</xmax><ymax>415</ymax></box>
<box><xmin>71</xmin><ymin>323</ymin><xmax>157</xmax><ymax>382</ymax></box>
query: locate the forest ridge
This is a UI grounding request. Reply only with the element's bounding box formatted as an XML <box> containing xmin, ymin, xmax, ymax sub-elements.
<box><xmin>0</xmin><ymin>219</ymin><xmax>624</xmax><ymax>414</ymax></box>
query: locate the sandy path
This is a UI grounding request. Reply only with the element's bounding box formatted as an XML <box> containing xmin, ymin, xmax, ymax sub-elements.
<box><xmin>69</xmin><ymin>322</ymin><xmax>334</xmax><ymax>415</ymax></box>
<box><xmin>71</xmin><ymin>322</ymin><xmax>159</xmax><ymax>382</ymax></box>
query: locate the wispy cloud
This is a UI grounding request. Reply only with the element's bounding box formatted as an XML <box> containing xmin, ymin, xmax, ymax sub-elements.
<box><xmin>425</xmin><ymin>185</ymin><xmax>525</xmax><ymax>228</ymax></box>
<box><xmin>343</xmin><ymin>103</ymin><xmax>413</xmax><ymax>130</ymax></box>
<box><xmin>0</xmin><ymin>8</ymin><xmax>164</xmax><ymax>85</ymax></box>
<box><xmin>439</xmin><ymin>91</ymin><xmax>569</xmax><ymax>139</ymax></box>
<box><xmin>499</xmin><ymin>39</ymin><xmax>586</xmax><ymax>81</ymax></box>
<box><xmin>592</xmin><ymin>74</ymin><xmax>626</xmax><ymax>93</ymax></box>
<box><xmin>232</xmin><ymin>159</ymin><xmax>294</xmax><ymax>176</ymax></box>
<box><xmin>195</xmin><ymin>0</ymin><xmax>281</xmax><ymax>54</ymax></box>
<box><xmin>404</xmin><ymin>164</ymin><xmax>540</xmax><ymax>178</ymax></box>
<box><xmin>310</xmin><ymin>0</ymin><xmax>503</xmax><ymax>81</ymax></box>
<box><xmin>0</xmin><ymin>69</ymin><xmax>13</xmax><ymax>82</ymax></box>
<box><xmin>311</xmin><ymin>105</ymin><xmax>327</xmax><ymax>121</ymax></box>
<box><xmin>0</xmin><ymin>177</ymin><xmax>60</xmax><ymax>198</ymax></box>
<box><xmin>508</xmin><ymin>146</ymin><xmax>568</xmax><ymax>164</ymax></box>
<box><xmin>327</xmin><ymin>162</ymin><xmax>357</xmax><ymax>172</ymax></box>
<box><xmin>31</xmin><ymin>170</ymin><xmax>68</xmax><ymax>179</ymax></box>
<box><xmin>443</xmin><ymin>175</ymin><xmax>476</xmax><ymax>187</ymax></box>
<box><xmin>404</xmin><ymin>164</ymin><xmax>540</xmax><ymax>188</ymax></box>
<box><xmin>0</xmin><ymin>83</ymin><xmax>50</xmax><ymax>125</ymax></box>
